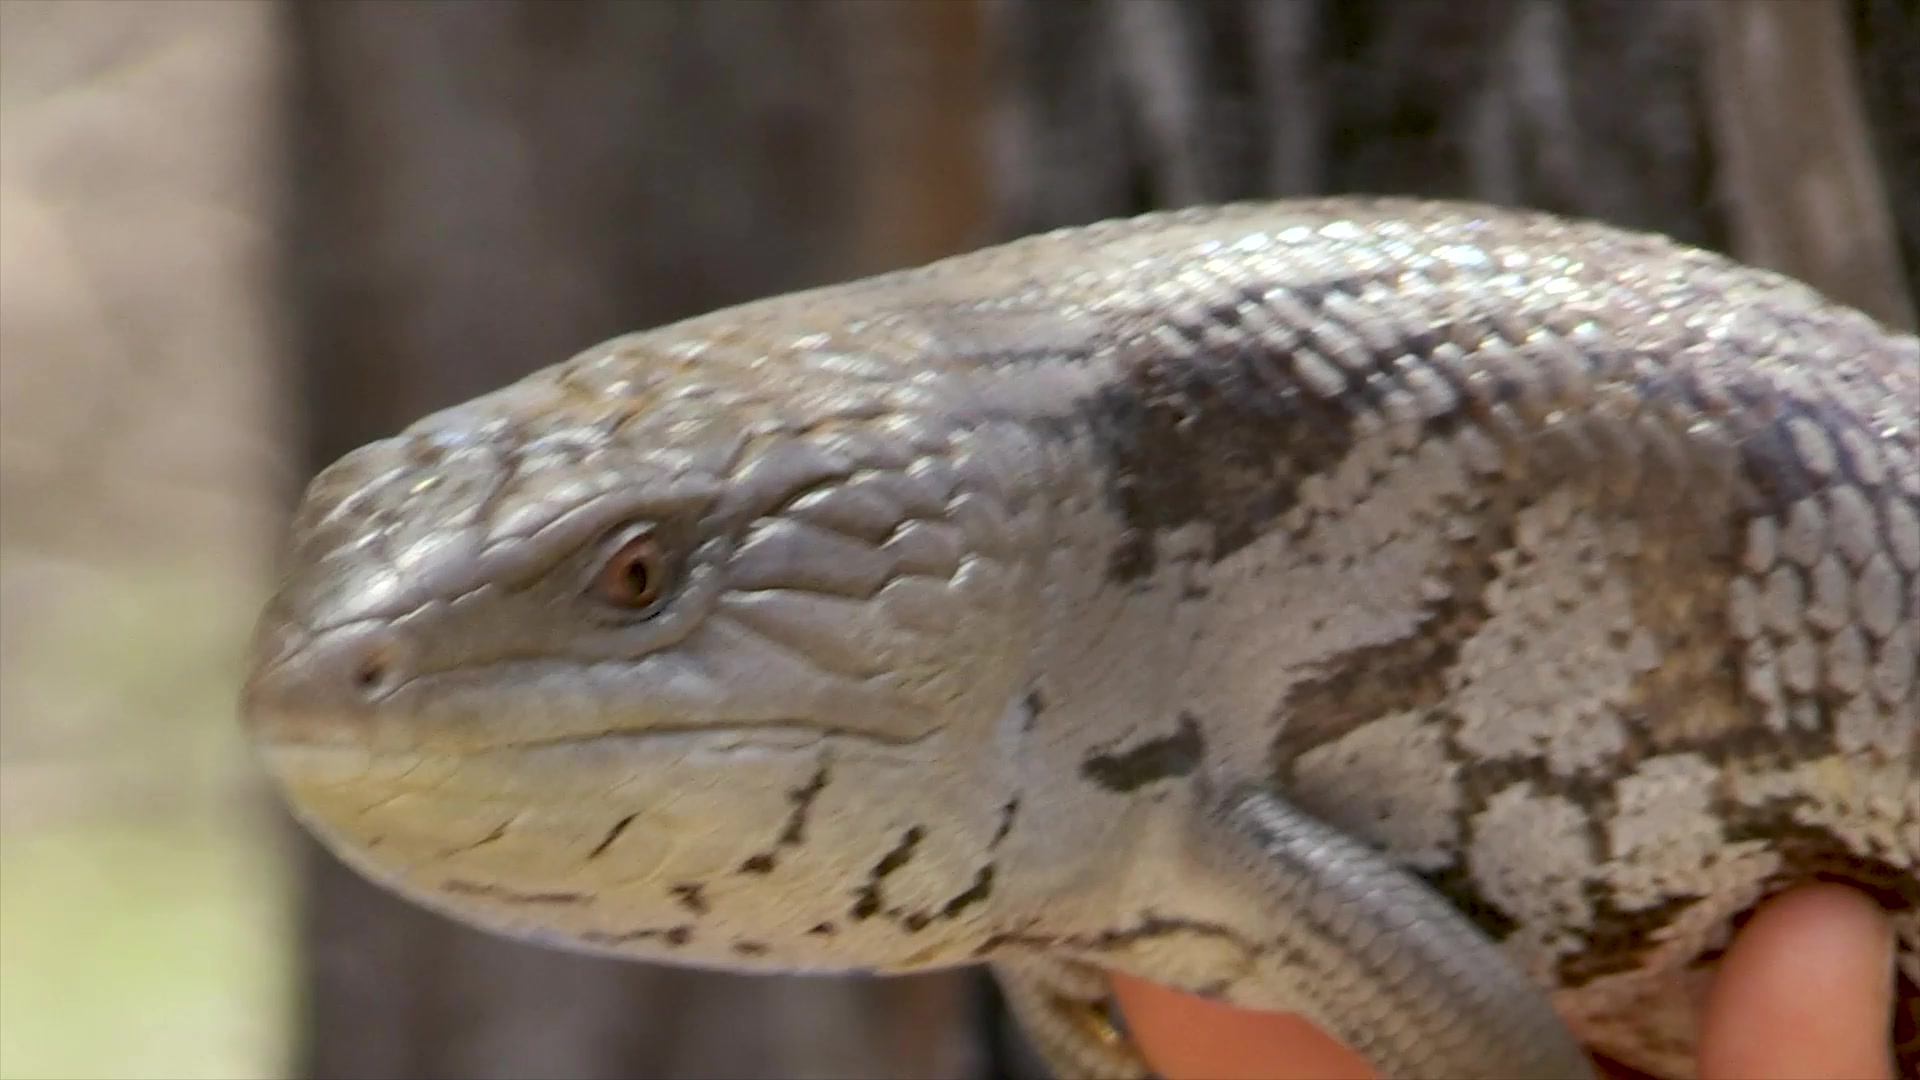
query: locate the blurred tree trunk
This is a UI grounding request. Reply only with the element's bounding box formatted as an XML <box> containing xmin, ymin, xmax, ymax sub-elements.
<box><xmin>279</xmin><ymin>3</ymin><xmax>989</xmax><ymax>1077</ymax></box>
<box><xmin>279</xmin><ymin>0</ymin><xmax>1913</xmax><ymax>1077</ymax></box>
<box><xmin>990</xmin><ymin>0</ymin><xmax>1913</xmax><ymax>321</ymax></box>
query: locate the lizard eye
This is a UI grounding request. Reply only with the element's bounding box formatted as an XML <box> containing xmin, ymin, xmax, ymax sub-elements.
<box><xmin>595</xmin><ymin>530</ymin><xmax>667</xmax><ymax>611</ymax></box>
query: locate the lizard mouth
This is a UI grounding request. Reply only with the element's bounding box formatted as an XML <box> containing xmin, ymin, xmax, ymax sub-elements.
<box><xmin>499</xmin><ymin>721</ymin><xmax>943</xmax><ymax>761</ymax></box>
<box><xmin>255</xmin><ymin>719</ymin><xmax>943</xmax><ymax>775</ymax></box>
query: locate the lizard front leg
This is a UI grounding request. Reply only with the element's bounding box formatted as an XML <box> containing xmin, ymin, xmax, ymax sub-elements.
<box><xmin>1010</xmin><ymin>780</ymin><xmax>1597</xmax><ymax>1080</ymax></box>
<box><xmin>993</xmin><ymin>956</ymin><xmax>1152</xmax><ymax>1079</ymax></box>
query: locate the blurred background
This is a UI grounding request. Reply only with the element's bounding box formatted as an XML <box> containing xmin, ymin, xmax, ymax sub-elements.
<box><xmin>0</xmin><ymin>2</ymin><xmax>1911</xmax><ymax>1078</ymax></box>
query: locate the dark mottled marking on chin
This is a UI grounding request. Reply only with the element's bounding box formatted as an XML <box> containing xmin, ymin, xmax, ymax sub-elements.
<box><xmin>885</xmin><ymin>862</ymin><xmax>997</xmax><ymax>933</ymax></box>
<box><xmin>577</xmin><ymin>923</ymin><xmax>693</xmax><ymax>948</ymax></box>
<box><xmin>732</xmin><ymin>940</ymin><xmax>769</xmax><ymax>958</ymax></box>
<box><xmin>435</xmin><ymin>819</ymin><xmax>511</xmax><ymax>859</ymax></box>
<box><xmin>737</xmin><ymin>764</ymin><xmax>832</xmax><ymax>874</ymax></box>
<box><xmin>990</xmin><ymin>798</ymin><xmax>1021</xmax><ymax>848</ymax></box>
<box><xmin>1081</xmin><ymin>713</ymin><xmax>1205</xmax><ymax>793</ymax></box>
<box><xmin>851</xmin><ymin>826</ymin><xmax>925</xmax><ymax>922</ymax></box>
<box><xmin>778</xmin><ymin>766</ymin><xmax>831</xmax><ymax>845</ymax></box>
<box><xmin>582</xmin><ymin>927</ymin><xmax>664</xmax><ymax>947</ymax></box>
<box><xmin>874</xmin><ymin>857</ymin><xmax>999</xmax><ymax>933</ymax></box>
<box><xmin>807</xmin><ymin>921</ymin><xmax>835</xmax><ymax>936</ymax></box>
<box><xmin>1557</xmin><ymin>889</ymin><xmax>1703</xmax><ymax>988</ymax></box>
<box><xmin>874</xmin><ymin>827</ymin><xmax>925</xmax><ymax>877</ymax></box>
<box><xmin>940</xmin><ymin>864</ymin><xmax>996</xmax><ymax>919</ymax></box>
<box><xmin>669</xmin><ymin>882</ymin><xmax>708</xmax><ymax>915</ymax></box>
<box><xmin>586</xmin><ymin>813</ymin><xmax>637</xmax><ymax>860</ymax></box>
<box><xmin>441</xmin><ymin>879</ymin><xmax>590</xmax><ymax>906</ymax></box>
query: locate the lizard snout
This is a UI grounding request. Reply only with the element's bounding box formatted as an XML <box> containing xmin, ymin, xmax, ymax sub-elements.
<box><xmin>241</xmin><ymin>618</ymin><xmax>412</xmax><ymax>748</ymax></box>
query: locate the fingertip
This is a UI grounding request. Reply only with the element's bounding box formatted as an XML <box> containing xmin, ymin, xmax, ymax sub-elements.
<box><xmin>1697</xmin><ymin>883</ymin><xmax>1895</xmax><ymax>1080</ymax></box>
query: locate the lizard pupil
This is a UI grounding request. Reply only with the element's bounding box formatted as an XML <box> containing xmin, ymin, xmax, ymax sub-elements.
<box><xmin>599</xmin><ymin>532</ymin><xmax>664</xmax><ymax>609</ymax></box>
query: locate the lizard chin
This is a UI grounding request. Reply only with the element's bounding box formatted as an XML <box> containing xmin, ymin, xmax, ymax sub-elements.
<box><xmin>255</xmin><ymin>707</ymin><xmax>1006</xmax><ymax>975</ymax></box>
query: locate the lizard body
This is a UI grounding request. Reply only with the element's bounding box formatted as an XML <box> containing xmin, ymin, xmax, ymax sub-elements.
<box><xmin>243</xmin><ymin>198</ymin><xmax>1919</xmax><ymax>1078</ymax></box>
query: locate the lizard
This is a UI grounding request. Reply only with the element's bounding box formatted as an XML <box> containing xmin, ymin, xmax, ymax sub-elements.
<box><xmin>240</xmin><ymin>197</ymin><xmax>1919</xmax><ymax>1080</ymax></box>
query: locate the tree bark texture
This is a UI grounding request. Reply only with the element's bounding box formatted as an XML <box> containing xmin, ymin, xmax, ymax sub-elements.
<box><xmin>991</xmin><ymin>0</ymin><xmax>1913</xmax><ymax>319</ymax></box>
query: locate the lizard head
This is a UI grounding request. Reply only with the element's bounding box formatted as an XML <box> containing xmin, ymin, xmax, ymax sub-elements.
<box><xmin>241</xmin><ymin>332</ymin><xmax>1048</xmax><ymax>971</ymax></box>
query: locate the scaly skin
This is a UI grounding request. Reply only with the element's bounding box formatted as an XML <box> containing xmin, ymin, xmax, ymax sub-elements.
<box><xmin>243</xmin><ymin>198</ymin><xmax>1919</xmax><ymax>1078</ymax></box>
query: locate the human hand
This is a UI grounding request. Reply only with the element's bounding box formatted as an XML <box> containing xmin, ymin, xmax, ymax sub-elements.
<box><xmin>1110</xmin><ymin>883</ymin><xmax>1896</xmax><ymax>1080</ymax></box>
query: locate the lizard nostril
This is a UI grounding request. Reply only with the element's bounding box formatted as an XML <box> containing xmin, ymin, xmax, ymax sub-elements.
<box><xmin>343</xmin><ymin>629</ymin><xmax>408</xmax><ymax>701</ymax></box>
<box><xmin>243</xmin><ymin>621</ymin><xmax>412</xmax><ymax>741</ymax></box>
<box><xmin>352</xmin><ymin>648</ymin><xmax>394</xmax><ymax>697</ymax></box>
